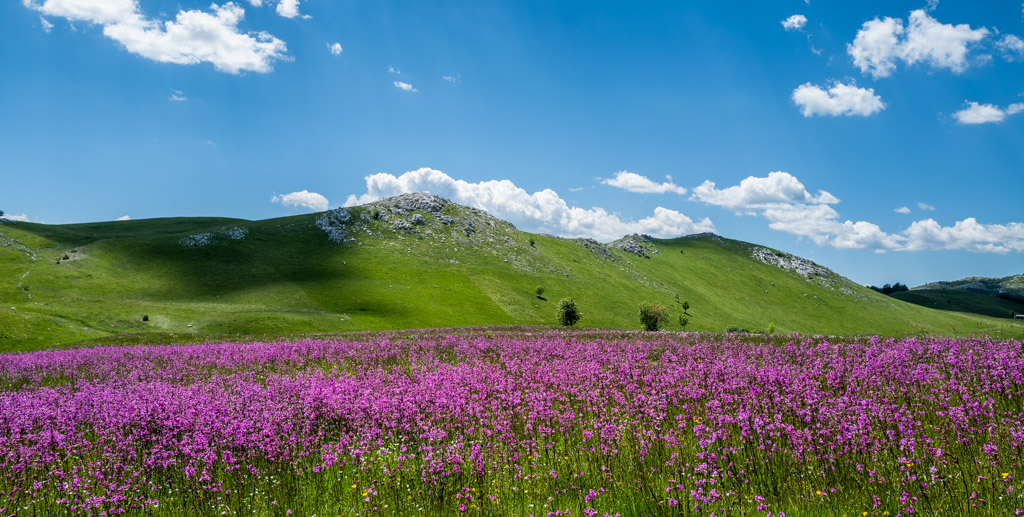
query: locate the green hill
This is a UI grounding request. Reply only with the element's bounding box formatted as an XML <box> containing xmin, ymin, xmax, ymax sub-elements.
<box><xmin>890</xmin><ymin>288</ymin><xmax>1024</xmax><ymax>319</ymax></box>
<box><xmin>918</xmin><ymin>274</ymin><xmax>1024</xmax><ymax>298</ymax></box>
<box><xmin>1</xmin><ymin>193</ymin><xmax>1019</xmax><ymax>351</ymax></box>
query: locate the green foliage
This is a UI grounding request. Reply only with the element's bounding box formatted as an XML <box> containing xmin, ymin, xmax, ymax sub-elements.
<box><xmin>868</xmin><ymin>282</ymin><xmax>909</xmax><ymax>295</ymax></box>
<box><xmin>556</xmin><ymin>298</ymin><xmax>581</xmax><ymax>326</ymax></box>
<box><xmin>535</xmin><ymin>286</ymin><xmax>545</xmax><ymax>298</ymax></box>
<box><xmin>528</xmin><ymin>237</ymin><xmax>536</xmax><ymax>247</ymax></box>
<box><xmin>638</xmin><ymin>301</ymin><xmax>669</xmax><ymax>331</ymax></box>
<box><xmin>767</xmin><ymin>322</ymin><xmax>776</xmax><ymax>334</ymax></box>
<box><xmin>678</xmin><ymin>314</ymin><xmax>689</xmax><ymax>329</ymax></box>
<box><xmin>682</xmin><ymin>300</ymin><xmax>690</xmax><ymax>314</ymax></box>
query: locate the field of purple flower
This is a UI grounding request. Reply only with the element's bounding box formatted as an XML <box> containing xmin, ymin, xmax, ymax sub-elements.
<box><xmin>0</xmin><ymin>329</ymin><xmax>1022</xmax><ymax>516</ymax></box>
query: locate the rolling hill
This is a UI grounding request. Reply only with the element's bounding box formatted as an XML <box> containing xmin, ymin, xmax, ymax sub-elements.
<box><xmin>889</xmin><ymin>288</ymin><xmax>1024</xmax><ymax>319</ymax></box>
<box><xmin>1</xmin><ymin>193</ymin><xmax>1020</xmax><ymax>351</ymax></box>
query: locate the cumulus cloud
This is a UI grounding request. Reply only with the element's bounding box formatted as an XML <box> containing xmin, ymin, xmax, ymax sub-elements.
<box><xmin>327</xmin><ymin>42</ymin><xmax>342</xmax><ymax>55</ymax></box>
<box><xmin>393</xmin><ymin>81</ymin><xmax>418</xmax><ymax>92</ymax></box>
<box><xmin>792</xmin><ymin>81</ymin><xmax>885</xmax><ymax>117</ymax></box>
<box><xmin>0</xmin><ymin>213</ymin><xmax>31</xmax><ymax>222</ymax></box>
<box><xmin>692</xmin><ymin>171</ymin><xmax>1024</xmax><ymax>253</ymax></box>
<box><xmin>997</xmin><ymin>34</ymin><xmax>1024</xmax><ymax>61</ymax></box>
<box><xmin>781</xmin><ymin>14</ymin><xmax>807</xmax><ymax>32</ymax></box>
<box><xmin>895</xmin><ymin>206</ymin><xmax>911</xmax><ymax>214</ymax></box>
<box><xmin>343</xmin><ymin>167</ymin><xmax>716</xmax><ymax>241</ymax></box>
<box><xmin>954</xmin><ymin>101</ymin><xmax>1024</xmax><ymax>125</ymax></box>
<box><xmin>169</xmin><ymin>89</ymin><xmax>187</xmax><ymax>101</ymax></box>
<box><xmin>601</xmin><ymin>171</ymin><xmax>686</xmax><ymax>195</ymax></box>
<box><xmin>271</xmin><ymin>190</ymin><xmax>329</xmax><ymax>212</ymax></box>
<box><xmin>275</xmin><ymin>0</ymin><xmax>302</xmax><ymax>18</ymax></box>
<box><xmin>116</xmin><ymin>215</ymin><xmax>131</xmax><ymax>221</ymax></box>
<box><xmin>22</xmin><ymin>0</ymin><xmax>288</xmax><ymax>74</ymax></box>
<box><xmin>847</xmin><ymin>9</ymin><xmax>989</xmax><ymax>78</ymax></box>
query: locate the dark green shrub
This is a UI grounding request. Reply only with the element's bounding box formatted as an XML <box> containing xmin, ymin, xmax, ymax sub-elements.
<box><xmin>638</xmin><ymin>301</ymin><xmax>669</xmax><ymax>331</ymax></box>
<box><xmin>556</xmin><ymin>298</ymin><xmax>582</xmax><ymax>326</ymax></box>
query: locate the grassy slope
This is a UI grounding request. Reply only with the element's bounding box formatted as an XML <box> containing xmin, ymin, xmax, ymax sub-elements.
<box><xmin>890</xmin><ymin>288</ymin><xmax>1024</xmax><ymax>319</ymax></box>
<box><xmin>1</xmin><ymin>206</ymin><xmax>1020</xmax><ymax>351</ymax></box>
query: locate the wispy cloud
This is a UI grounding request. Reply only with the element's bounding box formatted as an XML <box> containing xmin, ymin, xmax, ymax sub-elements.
<box><xmin>388</xmin><ymin>65</ymin><xmax>401</xmax><ymax>74</ymax></box>
<box><xmin>917</xmin><ymin>202</ymin><xmax>935</xmax><ymax>211</ymax></box>
<box><xmin>393</xmin><ymin>81</ymin><xmax>418</xmax><ymax>92</ymax></box>
<box><xmin>169</xmin><ymin>89</ymin><xmax>187</xmax><ymax>102</ymax></box>
<box><xmin>601</xmin><ymin>171</ymin><xmax>687</xmax><ymax>195</ymax></box>
<box><xmin>39</xmin><ymin>15</ymin><xmax>53</xmax><ymax>33</ymax></box>
<box><xmin>327</xmin><ymin>42</ymin><xmax>343</xmax><ymax>55</ymax></box>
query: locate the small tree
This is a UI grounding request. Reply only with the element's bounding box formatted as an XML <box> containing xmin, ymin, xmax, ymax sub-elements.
<box><xmin>682</xmin><ymin>300</ymin><xmax>690</xmax><ymax>314</ymax></box>
<box><xmin>528</xmin><ymin>237</ymin><xmax>536</xmax><ymax>247</ymax></box>
<box><xmin>556</xmin><ymin>298</ymin><xmax>582</xmax><ymax>326</ymax></box>
<box><xmin>535</xmin><ymin>286</ymin><xmax>546</xmax><ymax>299</ymax></box>
<box><xmin>638</xmin><ymin>301</ymin><xmax>670</xmax><ymax>331</ymax></box>
<box><xmin>678</xmin><ymin>315</ymin><xmax>689</xmax><ymax>330</ymax></box>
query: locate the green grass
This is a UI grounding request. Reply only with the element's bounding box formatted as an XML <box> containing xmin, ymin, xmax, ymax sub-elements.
<box><xmin>891</xmin><ymin>288</ymin><xmax>1024</xmax><ymax>319</ymax></box>
<box><xmin>1</xmin><ymin>203</ymin><xmax>1021</xmax><ymax>352</ymax></box>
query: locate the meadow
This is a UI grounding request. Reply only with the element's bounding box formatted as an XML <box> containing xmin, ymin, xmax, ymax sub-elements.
<box><xmin>1</xmin><ymin>328</ymin><xmax>1022</xmax><ymax>516</ymax></box>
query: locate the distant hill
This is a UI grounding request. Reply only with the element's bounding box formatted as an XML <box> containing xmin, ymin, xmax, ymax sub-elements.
<box><xmin>890</xmin><ymin>289</ymin><xmax>1024</xmax><ymax>319</ymax></box>
<box><xmin>1</xmin><ymin>193</ymin><xmax>1019</xmax><ymax>351</ymax></box>
<box><xmin>917</xmin><ymin>274</ymin><xmax>1024</xmax><ymax>298</ymax></box>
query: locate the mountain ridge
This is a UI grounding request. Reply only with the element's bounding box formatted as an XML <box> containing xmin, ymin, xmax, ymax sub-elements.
<box><xmin>0</xmin><ymin>193</ymin><xmax>1019</xmax><ymax>351</ymax></box>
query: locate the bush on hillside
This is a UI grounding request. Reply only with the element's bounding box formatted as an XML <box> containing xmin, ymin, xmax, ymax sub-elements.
<box><xmin>556</xmin><ymin>298</ymin><xmax>582</xmax><ymax>326</ymax></box>
<box><xmin>868</xmin><ymin>283</ymin><xmax>909</xmax><ymax>295</ymax></box>
<box><xmin>678</xmin><ymin>315</ymin><xmax>689</xmax><ymax>330</ymax></box>
<box><xmin>638</xmin><ymin>301</ymin><xmax>669</xmax><ymax>331</ymax></box>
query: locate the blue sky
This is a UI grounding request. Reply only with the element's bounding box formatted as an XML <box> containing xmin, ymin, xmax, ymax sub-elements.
<box><xmin>1</xmin><ymin>0</ymin><xmax>1022</xmax><ymax>286</ymax></box>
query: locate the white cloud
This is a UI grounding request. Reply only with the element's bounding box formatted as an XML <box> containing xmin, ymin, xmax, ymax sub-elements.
<box><xmin>343</xmin><ymin>167</ymin><xmax>716</xmax><ymax>241</ymax></box>
<box><xmin>902</xmin><ymin>218</ymin><xmax>1024</xmax><ymax>253</ymax></box>
<box><xmin>40</xmin><ymin>15</ymin><xmax>54</xmax><ymax>32</ymax></box>
<box><xmin>691</xmin><ymin>172</ymin><xmax>839</xmax><ymax>214</ymax></box>
<box><xmin>781</xmin><ymin>14</ymin><xmax>807</xmax><ymax>32</ymax></box>
<box><xmin>895</xmin><ymin>206</ymin><xmax>911</xmax><ymax>214</ymax></box>
<box><xmin>388</xmin><ymin>65</ymin><xmax>400</xmax><ymax>74</ymax></box>
<box><xmin>247</xmin><ymin>0</ymin><xmax>262</xmax><ymax>6</ymax></box>
<box><xmin>169</xmin><ymin>89</ymin><xmax>187</xmax><ymax>101</ymax></box>
<box><xmin>22</xmin><ymin>1</ymin><xmax>288</xmax><ymax>74</ymax></box>
<box><xmin>847</xmin><ymin>9</ymin><xmax>988</xmax><ymax>78</ymax></box>
<box><xmin>1</xmin><ymin>213</ymin><xmax>31</xmax><ymax>222</ymax></box>
<box><xmin>601</xmin><ymin>171</ymin><xmax>686</xmax><ymax>195</ymax></box>
<box><xmin>926</xmin><ymin>0</ymin><xmax>939</xmax><ymax>12</ymax></box>
<box><xmin>116</xmin><ymin>215</ymin><xmax>131</xmax><ymax>221</ymax></box>
<box><xmin>997</xmin><ymin>34</ymin><xmax>1024</xmax><ymax>61</ymax></box>
<box><xmin>272</xmin><ymin>190</ymin><xmax>329</xmax><ymax>212</ymax></box>
<box><xmin>792</xmin><ymin>81</ymin><xmax>885</xmax><ymax>117</ymax></box>
<box><xmin>953</xmin><ymin>101</ymin><xmax>1024</xmax><ymax>125</ymax></box>
<box><xmin>693</xmin><ymin>172</ymin><xmax>1024</xmax><ymax>253</ymax></box>
<box><xmin>442</xmin><ymin>75</ymin><xmax>460</xmax><ymax>83</ymax></box>
<box><xmin>327</xmin><ymin>42</ymin><xmax>342</xmax><ymax>55</ymax></box>
<box><xmin>393</xmin><ymin>81</ymin><xmax>418</xmax><ymax>92</ymax></box>
<box><xmin>275</xmin><ymin>0</ymin><xmax>303</xmax><ymax>19</ymax></box>
<box><xmin>917</xmin><ymin>202</ymin><xmax>935</xmax><ymax>211</ymax></box>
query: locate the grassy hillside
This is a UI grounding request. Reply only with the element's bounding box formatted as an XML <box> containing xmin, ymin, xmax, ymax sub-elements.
<box><xmin>918</xmin><ymin>273</ymin><xmax>1024</xmax><ymax>297</ymax></box>
<box><xmin>1</xmin><ymin>194</ymin><xmax>1020</xmax><ymax>351</ymax></box>
<box><xmin>890</xmin><ymin>288</ymin><xmax>1024</xmax><ymax>319</ymax></box>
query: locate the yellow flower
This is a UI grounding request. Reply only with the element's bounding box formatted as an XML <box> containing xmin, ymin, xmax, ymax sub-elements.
<box><xmin>863</xmin><ymin>513</ymin><xmax>868</xmax><ymax>516</ymax></box>
<box><xmin>816</xmin><ymin>490</ymin><xmax>822</xmax><ymax>496</ymax></box>
<box><xmin>351</xmin><ymin>484</ymin><xmax>357</xmax><ymax>489</ymax></box>
<box><xmin>362</xmin><ymin>492</ymin><xmax>368</xmax><ymax>497</ymax></box>
<box><xmin>1002</xmin><ymin>473</ymin><xmax>1010</xmax><ymax>479</ymax></box>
